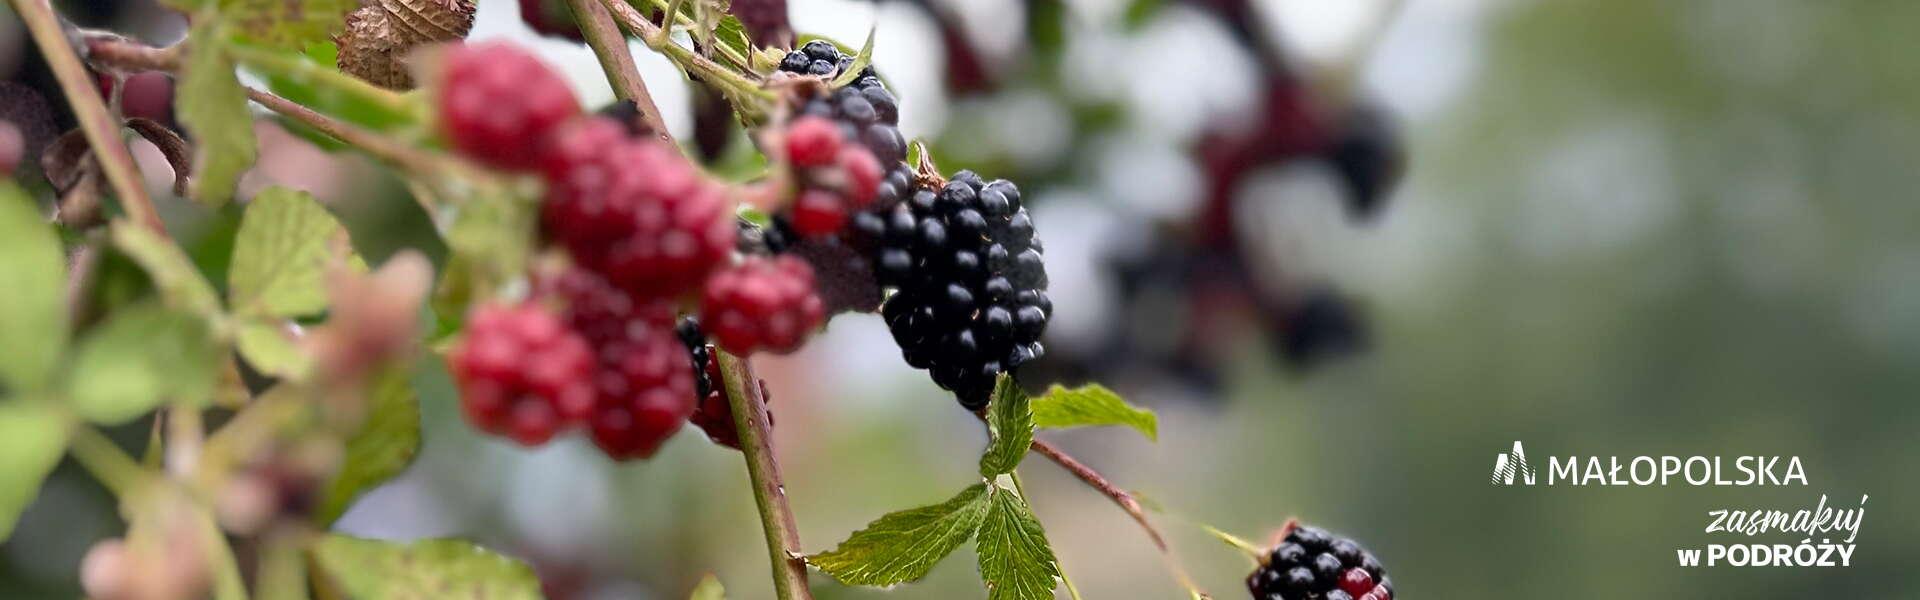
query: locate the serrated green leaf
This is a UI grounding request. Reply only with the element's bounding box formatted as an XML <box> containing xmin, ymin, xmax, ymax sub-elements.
<box><xmin>0</xmin><ymin>404</ymin><xmax>68</xmax><ymax>542</ymax></box>
<box><xmin>977</xmin><ymin>488</ymin><xmax>1060</xmax><ymax>600</ymax></box>
<box><xmin>1030</xmin><ymin>383</ymin><xmax>1157</xmax><ymax>441</ymax></box>
<box><xmin>688</xmin><ymin>574</ymin><xmax>725</xmax><ymax>600</ymax></box>
<box><xmin>309</xmin><ymin>535</ymin><xmax>541</xmax><ymax>600</ymax></box>
<box><xmin>229</xmin><ymin>186</ymin><xmax>362</xmax><ymax>318</ymax></box>
<box><xmin>68</xmin><ymin>303</ymin><xmax>219</xmax><ymax>424</ymax></box>
<box><xmin>111</xmin><ymin>222</ymin><xmax>223</xmax><ymax>317</ymax></box>
<box><xmin>809</xmin><ymin>484</ymin><xmax>990</xmax><ymax>586</ymax></box>
<box><xmin>315</xmin><ymin>369</ymin><xmax>419</xmax><ymax>525</ymax></box>
<box><xmin>235</xmin><ymin>317</ymin><xmax>312</xmax><ymax>379</ymax></box>
<box><xmin>165</xmin><ymin>0</ymin><xmax>357</xmax><ymax>50</ymax></box>
<box><xmin>179</xmin><ymin>17</ymin><xmax>258</xmax><ymax>206</ymax></box>
<box><xmin>0</xmin><ymin>184</ymin><xmax>67</xmax><ymax>392</ymax></box>
<box><xmin>831</xmin><ymin>25</ymin><xmax>878</xmax><ymax>88</ymax></box>
<box><xmin>979</xmin><ymin>375</ymin><xmax>1033</xmax><ymax>477</ymax></box>
<box><xmin>712</xmin><ymin>16</ymin><xmax>752</xmax><ymax>65</ymax></box>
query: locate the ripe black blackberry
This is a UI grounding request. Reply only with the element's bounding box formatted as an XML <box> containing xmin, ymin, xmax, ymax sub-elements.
<box><xmin>777</xmin><ymin>40</ymin><xmax>912</xmax><ymax>219</ymax></box>
<box><xmin>1247</xmin><ymin>524</ymin><xmax>1394</xmax><ymax>600</ymax></box>
<box><xmin>869</xmin><ymin>171</ymin><xmax>1049</xmax><ymax>410</ymax></box>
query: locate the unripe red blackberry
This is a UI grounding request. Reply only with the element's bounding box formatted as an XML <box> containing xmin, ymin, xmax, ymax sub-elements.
<box><xmin>1246</xmin><ymin>524</ymin><xmax>1394</xmax><ymax>600</ymax></box>
<box><xmin>776</xmin><ymin>40</ymin><xmax>914</xmax><ymax>240</ymax></box>
<box><xmin>871</xmin><ymin>172</ymin><xmax>1049</xmax><ymax>409</ymax></box>
<box><xmin>699</xmin><ymin>256</ymin><xmax>827</xmax><ymax>355</ymax></box>
<box><xmin>540</xmin><ymin>128</ymin><xmax>735</xmax><ymax>299</ymax></box>
<box><xmin>437</xmin><ymin>42</ymin><xmax>581</xmax><ymax>171</ymax></box>
<box><xmin>785</xmin><ymin>116</ymin><xmax>843</xmax><ymax>168</ymax></box>
<box><xmin>449</xmin><ymin>302</ymin><xmax>598</xmax><ymax>445</ymax></box>
<box><xmin>586</xmin><ymin>322</ymin><xmax>696</xmax><ymax>460</ymax></box>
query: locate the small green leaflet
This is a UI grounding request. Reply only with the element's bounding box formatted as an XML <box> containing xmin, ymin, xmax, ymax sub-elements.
<box><xmin>831</xmin><ymin>25</ymin><xmax>878</xmax><ymax>88</ymax></box>
<box><xmin>68</xmin><ymin>302</ymin><xmax>219</xmax><ymax>424</ymax></box>
<box><xmin>178</xmin><ymin>17</ymin><xmax>259</xmax><ymax>207</ymax></box>
<box><xmin>979</xmin><ymin>375</ymin><xmax>1034</xmax><ymax>477</ymax></box>
<box><xmin>688</xmin><ymin>574</ymin><xmax>726</xmax><ymax>600</ymax></box>
<box><xmin>0</xmin><ymin>184</ymin><xmax>67</xmax><ymax>392</ymax></box>
<box><xmin>809</xmin><ymin>484</ymin><xmax>991</xmax><ymax>586</ymax></box>
<box><xmin>164</xmin><ymin>0</ymin><xmax>357</xmax><ymax>50</ymax></box>
<box><xmin>235</xmin><ymin>318</ymin><xmax>311</xmax><ymax>379</ymax></box>
<box><xmin>1030</xmin><ymin>383</ymin><xmax>1157</xmax><ymax>441</ymax></box>
<box><xmin>711</xmin><ymin>16</ymin><xmax>752</xmax><ymax>68</ymax></box>
<box><xmin>229</xmin><ymin>186</ymin><xmax>363</xmax><ymax>318</ymax></box>
<box><xmin>976</xmin><ymin>488</ymin><xmax>1060</xmax><ymax>600</ymax></box>
<box><xmin>309</xmin><ymin>535</ymin><xmax>542</xmax><ymax>600</ymax></box>
<box><xmin>315</xmin><ymin>369</ymin><xmax>420</xmax><ymax>525</ymax></box>
<box><xmin>0</xmin><ymin>404</ymin><xmax>68</xmax><ymax>542</ymax></box>
<box><xmin>112</xmin><ymin>222</ymin><xmax>222</xmax><ymax>318</ymax></box>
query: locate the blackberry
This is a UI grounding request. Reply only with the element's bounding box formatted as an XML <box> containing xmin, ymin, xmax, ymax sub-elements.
<box><xmin>1246</xmin><ymin>524</ymin><xmax>1394</xmax><ymax>600</ymax></box>
<box><xmin>1325</xmin><ymin>106</ymin><xmax>1405</xmax><ymax>221</ymax></box>
<box><xmin>437</xmin><ymin>42</ymin><xmax>580</xmax><ymax>171</ymax></box>
<box><xmin>871</xmin><ymin>172</ymin><xmax>1049</xmax><ymax>409</ymax></box>
<box><xmin>776</xmin><ymin>40</ymin><xmax>913</xmax><ymax>233</ymax></box>
<box><xmin>448</xmin><ymin>302</ymin><xmax>597</xmax><ymax>445</ymax></box>
<box><xmin>1274</xmin><ymin>288</ymin><xmax>1367</xmax><ymax>370</ymax></box>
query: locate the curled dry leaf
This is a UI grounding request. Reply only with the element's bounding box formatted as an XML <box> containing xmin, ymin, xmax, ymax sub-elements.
<box><xmin>335</xmin><ymin>0</ymin><xmax>476</xmax><ymax>90</ymax></box>
<box><xmin>125</xmin><ymin>117</ymin><xmax>192</xmax><ymax>196</ymax></box>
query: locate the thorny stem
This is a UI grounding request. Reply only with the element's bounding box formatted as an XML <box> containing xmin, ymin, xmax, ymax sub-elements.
<box><xmin>567</xmin><ymin>0</ymin><xmax>676</xmax><ymax>146</ymax></box>
<box><xmin>8</xmin><ymin>0</ymin><xmax>162</xmax><ymax>234</ymax></box>
<box><xmin>716</xmin><ymin>351</ymin><xmax>813</xmax><ymax>600</ymax></box>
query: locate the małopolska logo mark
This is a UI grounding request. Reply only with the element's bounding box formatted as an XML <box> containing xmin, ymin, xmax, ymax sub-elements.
<box><xmin>1491</xmin><ymin>441</ymin><xmax>1535</xmax><ymax>486</ymax></box>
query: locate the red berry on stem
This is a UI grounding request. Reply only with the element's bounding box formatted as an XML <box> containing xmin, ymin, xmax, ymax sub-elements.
<box><xmin>790</xmin><ymin>190</ymin><xmax>849</xmax><ymax>237</ymax></box>
<box><xmin>438</xmin><ymin>42</ymin><xmax>581</xmax><ymax>171</ymax></box>
<box><xmin>543</xmin><ymin>136</ymin><xmax>735</xmax><ymax>299</ymax></box>
<box><xmin>838</xmin><ymin>147</ymin><xmax>883</xmax><ymax>208</ymax></box>
<box><xmin>588</xmin><ymin>327</ymin><xmax>696</xmax><ymax>460</ymax></box>
<box><xmin>449</xmin><ymin>303</ymin><xmax>598</xmax><ymax>445</ymax></box>
<box><xmin>700</xmin><ymin>256</ymin><xmax>826</xmax><ymax>355</ymax></box>
<box><xmin>785</xmin><ymin>116</ymin><xmax>842</xmax><ymax>167</ymax></box>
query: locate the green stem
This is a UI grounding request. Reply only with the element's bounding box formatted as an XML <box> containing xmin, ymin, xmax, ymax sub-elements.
<box><xmin>193</xmin><ymin>506</ymin><xmax>250</xmax><ymax>600</ymax></box>
<box><xmin>716</xmin><ymin>351</ymin><xmax>813</xmax><ymax>600</ymax></box>
<box><xmin>68</xmin><ymin>426</ymin><xmax>148</xmax><ymax>497</ymax></box>
<box><xmin>600</xmin><ymin>0</ymin><xmax>776</xmax><ymax>113</ymax></box>
<box><xmin>227</xmin><ymin>44</ymin><xmax>416</xmax><ymax>117</ymax></box>
<box><xmin>7</xmin><ymin>0</ymin><xmax>162</xmax><ymax>234</ymax></box>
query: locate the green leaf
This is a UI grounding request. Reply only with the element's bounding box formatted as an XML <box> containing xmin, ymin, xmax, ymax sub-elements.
<box><xmin>976</xmin><ymin>488</ymin><xmax>1060</xmax><ymax>600</ymax></box>
<box><xmin>979</xmin><ymin>375</ymin><xmax>1033</xmax><ymax>477</ymax></box>
<box><xmin>112</xmin><ymin>221</ymin><xmax>222</xmax><ymax>318</ymax></box>
<box><xmin>809</xmin><ymin>484</ymin><xmax>991</xmax><ymax>587</ymax></box>
<box><xmin>165</xmin><ymin>0</ymin><xmax>357</xmax><ymax>50</ymax></box>
<box><xmin>229</xmin><ymin>186</ymin><xmax>362</xmax><ymax>318</ymax></box>
<box><xmin>436</xmin><ymin>184</ymin><xmax>535</xmax><ymax>305</ymax></box>
<box><xmin>68</xmin><ymin>303</ymin><xmax>219</xmax><ymax>424</ymax></box>
<box><xmin>712</xmin><ymin>16</ymin><xmax>752</xmax><ymax>64</ymax></box>
<box><xmin>831</xmin><ymin>25</ymin><xmax>878</xmax><ymax>88</ymax></box>
<box><xmin>688</xmin><ymin>574</ymin><xmax>725</xmax><ymax>600</ymax></box>
<box><xmin>244</xmin><ymin>43</ymin><xmax>421</xmax><ymax>141</ymax></box>
<box><xmin>309</xmin><ymin>535</ymin><xmax>542</xmax><ymax>600</ymax></box>
<box><xmin>0</xmin><ymin>184</ymin><xmax>67</xmax><ymax>391</ymax></box>
<box><xmin>315</xmin><ymin>369</ymin><xmax>419</xmax><ymax>525</ymax></box>
<box><xmin>0</xmin><ymin>404</ymin><xmax>68</xmax><ymax>542</ymax></box>
<box><xmin>1030</xmin><ymin>383</ymin><xmax>1157</xmax><ymax>441</ymax></box>
<box><xmin>235</xmin><ymin>317</ymin><xmax>311</xmax><ymax>379</ymax></box>
<box><xmin>178</xmin><ymin>17</ymin><xmax>258</xmax><ymax>206</ymax></box>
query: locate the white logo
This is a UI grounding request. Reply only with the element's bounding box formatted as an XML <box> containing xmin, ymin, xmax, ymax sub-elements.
<box><xmin>1491</xmin><ymin>441</ymin><xmax>1535</xmax><ymax>486</ymax></box>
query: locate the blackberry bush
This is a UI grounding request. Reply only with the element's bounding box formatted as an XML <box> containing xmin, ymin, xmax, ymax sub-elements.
<box><xmin>1247</xmin><ymin>524</ymin><xmax>1395</xmax><ymax>600</ymax></box>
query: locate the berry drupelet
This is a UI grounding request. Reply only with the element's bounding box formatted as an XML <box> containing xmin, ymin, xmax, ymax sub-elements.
<box><xmin>867</xmin><ymin>172</ymin><xmax>1050</xmax><ymax>410</ymax></box>
<box><xmin>1247</xmin><ymin>524</ymin><xmax>1394</xmax><ymax>600</ymax></box>
<box><xmin>448</xmin><ymin>303</ymin><xmax>598</xmax><ymax>446</ymax></box>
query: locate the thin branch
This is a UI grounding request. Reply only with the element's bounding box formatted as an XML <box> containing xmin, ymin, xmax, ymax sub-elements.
<box><xmin>716</xmin><ymin>351</ymin><xmax>813</xmax><ymax>600</ymax></box>
<box><xmin>1028</xmin><ymin>438</ymin><xmax>1166</xmax><ymax>548</ymax></box>
<box><xmin>226</xmin><ymin>44</ymin><xmax>414</xmax><ymax>116</ymax></box>
<box><xmin>599</xmin><ymin>0</ymin><xmax>775</xmax><ymax>110</ymax></box>
<box><xmin>241</xmin><ymin>88</ymin><xmax>450</xmax><ymax>178</ymax></box>
<box><xmin>83</xmin><ymin>34</ymin><xmax>181</xmax><ymax>71</ymax></box>
<box><xmin>567</xmin><ymin>0</ymin><xmax>676</xmax><ymax>146</ymax></box>
<box><xmin>8</xmin><ymin>0</ymin><xmax>162</xmax><ymax>234</ymax></box>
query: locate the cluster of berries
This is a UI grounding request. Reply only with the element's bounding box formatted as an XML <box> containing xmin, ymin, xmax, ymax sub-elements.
<box><xmin>771</xmin><ymin>42</ymin><xmax>1051</xmax><ymax>409</ymax></box>
<box><xmin>1246</xmin><ymin>524</ymin><xmax>1394</xmax><ymax>600</ymax></box>
<box><xmin>771</xmin><ymin>40</ymin><xmax>911</xmax><ymax>240</ymax></box>
<box><xmin>437</xmin><ymin>42</ymin><xmax>820</xmax><ymax>458</ymax></box>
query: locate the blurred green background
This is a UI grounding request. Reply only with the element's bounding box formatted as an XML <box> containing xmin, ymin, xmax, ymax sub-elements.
<box><xmin>4</xmin><ymin>0</ymin><xmax>1918</xmax><ymax>598</ymax></box>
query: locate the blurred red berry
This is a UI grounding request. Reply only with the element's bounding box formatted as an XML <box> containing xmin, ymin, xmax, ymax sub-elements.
<box><xmin>438</xmin><ymin>42</ymin><xmax>581</xmax><ymax>171</ymax></box>
<box><xmin>449</xmin><ymin>303</ymin><xmax>598</xmax><ymax>445</ymax></box>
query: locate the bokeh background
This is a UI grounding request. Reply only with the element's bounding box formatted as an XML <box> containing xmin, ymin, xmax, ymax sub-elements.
<box><xmin>4</xmin><ymin>0</ymin><xmax>1918</xmax><ymax>598</ymax></box>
